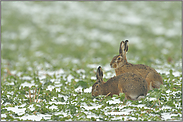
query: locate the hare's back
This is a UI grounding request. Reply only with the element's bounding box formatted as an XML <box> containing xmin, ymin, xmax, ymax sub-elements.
<box><xmin>117</xmin><ymin>73</ymin><xmax>148</xmax><ymax>95</ymax></box>
<box><xmin>134</xmin><ymin>64</ymin><xmax>158</xmax><ymax>74</ymax></box>
<box><xmin>121</xmin><ymin>63</ymin><xmax>155</xmax><ymax>77</ymax></box>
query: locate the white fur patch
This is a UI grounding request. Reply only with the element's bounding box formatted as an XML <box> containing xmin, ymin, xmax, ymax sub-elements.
<box><xmin>129</xmin><ymin>94</ymin><xmax>145</xmax><ymax>100</ymax></box>
<box><xmin>137</xmin><ymin>96</ymin><xmax>145</xmax><ymax>100</ymax></box>
<box><xmin>129</xmin><ymin>94</ymin><xmax>138</xmax><ymax>100</ymax></box>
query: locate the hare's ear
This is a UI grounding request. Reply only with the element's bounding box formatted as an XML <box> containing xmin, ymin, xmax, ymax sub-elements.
<box><xmin>119</xmin><ymin>41</ymin><xmax>125</xmax><ymax>55</ymax></box>
<box><xmin>124</xmin><ymin>40</ymin><xmax>129</xmax><ymax>52</ymax></box>
<box><xmin>96</xmin><ymin>66</ymin><xmax>103</xmax><ymax>83</ymax></box>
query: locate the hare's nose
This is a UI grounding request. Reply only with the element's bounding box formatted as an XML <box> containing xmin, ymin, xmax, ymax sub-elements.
<box><xmin>110</xmin><ymin>63</ymin><xmax>112</xmax><ymax>67</ymax></box>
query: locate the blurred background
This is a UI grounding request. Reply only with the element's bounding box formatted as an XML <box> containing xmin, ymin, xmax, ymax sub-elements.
<box><xmin>1</xmin><ymin>1</ymin><xmax>182</xmax><ymax>72</ymax></box>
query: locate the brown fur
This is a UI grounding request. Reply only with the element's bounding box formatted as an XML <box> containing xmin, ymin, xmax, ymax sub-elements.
<box><xmin>92</xmin><ymin>66</ymin><xmax>148</xmax><ymax>100</ymax></box>
<box><xmin>110</xmin><ymin>40</ymin><xmax>163</xmax><ymax>91</ymax></box>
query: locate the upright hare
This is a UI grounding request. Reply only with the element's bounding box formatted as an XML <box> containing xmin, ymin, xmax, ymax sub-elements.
<box><xmin>92</xmin><ymin>66</ymin><xmax>148</xmax><ymax>100</ymax></box>
<box><xmin>110</xmin><ymin>40</ymin><xmax>163</xmax><ymax>91</ymax></box>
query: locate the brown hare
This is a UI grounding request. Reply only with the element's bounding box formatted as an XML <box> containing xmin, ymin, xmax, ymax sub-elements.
<box><xmin>110</xmin><ymin>40</ymin><xmax>163</xmax><ymax>91</ymax></box>
<box><xmin>92</xmin><ymin>66</ymin><xmax>148</xmax><ymax>100</ymax></box>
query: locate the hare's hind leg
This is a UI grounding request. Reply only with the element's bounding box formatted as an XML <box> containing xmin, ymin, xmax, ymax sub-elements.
<box><xmin>145</xmin><ymin>72</ymin><xmax>153</xmax><ymax>91</ymax></box>
<box><xmin>152</xmin><ymin>78</ymin><xmax>163</xmax><ymax>89</ymax></box>
<box><xmin>153</xmin><ymin>72</ymin><xmax>163</xmax><ymax>88</ymax></box>
<box><xmin>146</xmin><ymin>72</ymin><xmax>163</xmax><ymax>91</ymax></box>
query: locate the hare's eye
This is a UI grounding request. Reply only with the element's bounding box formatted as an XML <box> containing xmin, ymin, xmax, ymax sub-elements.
<box><xmin>117</xmin><ymin>57</ymin><xmax>121</xmax><ymax>60</ymax></box>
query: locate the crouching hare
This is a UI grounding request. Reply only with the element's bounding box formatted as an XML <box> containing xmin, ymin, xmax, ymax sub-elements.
<box><xmin>92</xmin><ymin>66</ymin><xmax>148</xmax><ymax>100</ymax></box>
<box><xmin>110</xmin><ymin>40</ymin><xmax>163</xmax><ymax>91</ymax></box>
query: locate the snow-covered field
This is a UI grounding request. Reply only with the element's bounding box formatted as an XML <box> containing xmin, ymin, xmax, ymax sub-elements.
<box><xmin>1</xmin><ymin>61</ymin><xmax>182</xmax><ymax>121</ymax></box>
<box><xmin>1</xmin><ymin>1</ymin><xmax>182</xmax><ymax>121</ymax></box>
